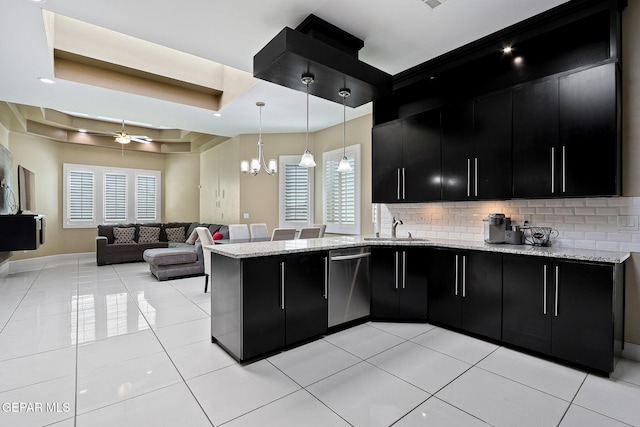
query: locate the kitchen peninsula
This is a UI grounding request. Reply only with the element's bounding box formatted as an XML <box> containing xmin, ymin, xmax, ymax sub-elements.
<box><xmin>206</xmin><ymin>236</ymin><xmax>629</xmax><ymax>374</ymax></box>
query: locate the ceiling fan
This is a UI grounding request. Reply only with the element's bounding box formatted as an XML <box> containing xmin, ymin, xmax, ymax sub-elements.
<box><xmin>89</xmin><ymin>120</ymin><xmax>152</xmax><ymax>144</ymax></box>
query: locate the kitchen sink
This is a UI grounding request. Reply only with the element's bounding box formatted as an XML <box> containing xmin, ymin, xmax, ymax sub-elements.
<box><xmin>364</xmin><ymin>236</ymin><xmax>429</xmax><ymax>242</ymax></box>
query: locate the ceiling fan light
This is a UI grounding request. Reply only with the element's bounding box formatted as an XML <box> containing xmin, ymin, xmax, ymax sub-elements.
<box><xmin>299</xmin><ymin>150</ymin><xmax>316</xmax><ymax>168</ymax></box>
<box><xmin>115</xmin><ymin>135</ymin><xmax>130</xmax><ymax>144</ymax></box>
<box><xmin>338</xmin><ymin>156</ymin><xmax>352</xmax><ymax>172</ymax></box>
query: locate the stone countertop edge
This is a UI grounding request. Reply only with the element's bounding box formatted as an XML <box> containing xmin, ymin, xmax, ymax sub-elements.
<box><xmin>204</xmin><ymin>235</ymin><xmax>631</xmax><ymax>264</ymax></box>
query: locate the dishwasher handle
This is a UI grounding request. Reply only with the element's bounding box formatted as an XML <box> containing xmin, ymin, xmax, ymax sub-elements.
<box><xmin>330</xmin><ymin>252</ymin><xmax>372</xmax><ymax>261</ymax></box>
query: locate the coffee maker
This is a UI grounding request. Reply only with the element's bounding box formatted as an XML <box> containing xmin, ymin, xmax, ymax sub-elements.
<box><xmin>483</xmin><ymin>213</ymin><xmax>510</xmax><ymax>244</ymax></box>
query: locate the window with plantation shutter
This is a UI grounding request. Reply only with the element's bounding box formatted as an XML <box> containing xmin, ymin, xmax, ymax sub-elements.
<box><xmin>323</xmin><ymin>144</ymin><xmax>361</xmax><ymax>235</ymax></box>
<box><xmin>68</xmin><ymin>170</ymin><xmax>94</xmax><ymax>222</ymax></box>
<box><xmin>279</xmin><ymin>155</ymin><xmax>313</xmax><ymax>228</ymax></box>
<box><xmin>136</xmin><ymin>175</ymin><xmax>157</xmax><ymax>221</ymax></box>
<box><xmin>104</xmin><ymin>173</ymin><xmax>127</xmax><ymax>222</ymax></box>
<box><xmin>63</xmin><ymin>164</ymin><xmax>161</xmax><ymax>228</ymax></box>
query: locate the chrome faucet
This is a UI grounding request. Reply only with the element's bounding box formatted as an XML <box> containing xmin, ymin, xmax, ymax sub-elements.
<box><xmin>392</xmin><ymin>216</ymin><xmax>403</xmax><ymax>238</ymax></box>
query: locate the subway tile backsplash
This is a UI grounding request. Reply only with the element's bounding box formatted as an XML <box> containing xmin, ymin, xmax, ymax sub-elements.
<box><xmin>380</xmin><ymin>197</ymin><xmax>640</xmax><ymax>252</ymax></box>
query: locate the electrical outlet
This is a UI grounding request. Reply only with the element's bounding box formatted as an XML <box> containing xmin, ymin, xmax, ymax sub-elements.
<box><xmin>243</xmin><ymin>212</ymin><xmax>250</xmax><ymax>219</ymax></box>
<box><xmin>523</xmin><ymin>214</ymin><xmax>531</xmax><ymax>224</ymax></box>
<box><xmin>618</xmin><ymin>215</ymin><xmax>639</xmax><ymax>231</ymax></box>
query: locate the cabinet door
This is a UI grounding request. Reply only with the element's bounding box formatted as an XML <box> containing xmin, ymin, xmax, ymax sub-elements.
<box><xmin>552</xmin><ymin>261</ymin><xmax>614</xmax><ymax>372</ymax></box>
<box><xmin>441</xmin><ymin>102</ymin><xmax>474</xmax><ymax>200</ymax></box>
<box><xmin>473</xmin><ymin>91</ymin><xmax>513</xmax><ymax>200</ymax></box>
<box><xmin>559</xmin><ymin>63</ymin><xmax>618</xmax><ymax>197</ymax></box>
<box><xmin>427</xmin><ymin>249</ymin><xmax>461</xmax><ymax>329</ymax></box>
<box><xmin>398</xmin><ymin>248</ymin><xmax>429</xmax><ymax>320</ymax></box>
<box><xmin>513</xmin><ymin>78</ymin><xmax>559</xmax><ymax>198</ymax></box>
<box><xmin>284</xmin><ymin>252</ymin><xmax>328</xmax><ymax>345</ymax></box>
<box><xmin>403</xmin><ymin>111</ymin><xmax>441</xmax><ymax>202</ymax></box>
<box><xmin>371</xmin><ymin>248</ymin><xmax>400</xmax><ymax>319</ymax></box>
<box><xmin>502</xmin><ymin>255</ymin><xmax>552</xmax><ymax>354</ymax></box>
<box><xmin>242</xmin><ymin>256</ymin><xmax>285</xmax><ymax>360</ymax></box>
<box><xmin>462</xmin><ymin>251</ymin><xmax>502</xmax><ymax>340</ymax></box>
<box><xmin>372</xmin><ymin>121</ymin><xmax>403</xmax><ymax>203</ymax></box>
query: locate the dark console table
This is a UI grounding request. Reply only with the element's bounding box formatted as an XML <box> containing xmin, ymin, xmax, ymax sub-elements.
<box><xmin>0</xmin><ymin>214</ymin><xmax>45</xmax><ymax>251</ymax></box>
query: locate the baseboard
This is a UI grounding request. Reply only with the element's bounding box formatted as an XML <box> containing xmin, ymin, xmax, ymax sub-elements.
<box><xmin>622</xmin><ymin>342</ymin><xmax>640</xmax><ymax>362</ymax></box>
<box><xmin>8</xmin><ymin>251</ymin><xmax>95</xmax><ymax>266</ymax></box>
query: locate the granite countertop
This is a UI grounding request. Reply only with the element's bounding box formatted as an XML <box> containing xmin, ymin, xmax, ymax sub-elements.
<box><xmin>204</xmin><ymin>235</ymin><xmax>631</xmax><ymax>264</ymax></box>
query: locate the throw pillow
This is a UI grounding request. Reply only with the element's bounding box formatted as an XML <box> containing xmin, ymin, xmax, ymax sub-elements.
<box><xmin>165</xmin><ymin>227</ymin><xmax>186</xmax><ymax>243</ymax></box>
<box><xmin>113</xmin><ymin>227</ymin><xmax>135</xmax><ymax>244</ymax></box>
<box><xmin>212</xmin><ymin>231</ymin><xmax>223</xmax><ymax>240</ymax></box>
<box><xmin>186</xmin><ymin>228</ymin><xmax>199</xmax><ymax>245</ymax></box>
<box><xmin>138</xmin><ymin>226</ymin><xmax>160</xmax><ymax>243</ymax></box>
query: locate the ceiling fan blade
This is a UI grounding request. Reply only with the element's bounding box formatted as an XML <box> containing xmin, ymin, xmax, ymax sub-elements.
<box><xmin>130</xmin><ymin>137</ymin><xmax>151</xmax><ymax>144</ymax></box>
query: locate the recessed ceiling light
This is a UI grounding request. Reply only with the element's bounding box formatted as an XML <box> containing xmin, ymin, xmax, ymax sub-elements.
<box><xmin>213</xmin><ymin>112</ymin><xmax>222</xmax><ymax>117</ymax></box>
<box><xmin>38</xmin><ymin>77</ymin><xmax>55</xmax><ymax>84</ymax></box>
<box><xmin>30</xmin><ymin>0</ymin><xmax>46</xmax><ymax>3</ymax></box>
<box><xmin>514</xmin><ymin>56</ymin><xmax>524</xmax><ymax>66</ymax></box>
<box><xmin>78</xmin><ymin>129</ymin><xmax>87</xmax><ymax>133</ymax></box>
<box><xmin>503</xmin><ymin>46</ymin><xmax>513</xmax><ymax>54</ymax></box>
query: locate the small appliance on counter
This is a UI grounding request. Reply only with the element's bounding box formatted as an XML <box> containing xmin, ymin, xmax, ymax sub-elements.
<box><xmin>483</xmin><ymin>213</ymin><xmax>510</xmax><ymax>244</ymax></box>
<box><xmin>505</xmin><ymin>225</ymin><xmax>524</xmax><ymax>245</ymax></box>
<box><xmin>522</xmin><ymin>225</ymin><xmax>559</xmax><ymax>247</ymax></box>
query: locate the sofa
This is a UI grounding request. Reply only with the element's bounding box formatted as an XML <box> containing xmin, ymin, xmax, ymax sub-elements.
<box><xmin>96</xmin><ymin>221</ymin><xmax>228</xmax><ymax>266</ymax></box>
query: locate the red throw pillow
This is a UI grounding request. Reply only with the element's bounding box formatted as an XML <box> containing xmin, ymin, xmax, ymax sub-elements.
<box><xmin>212</xmin><ymin>231</ymin><xmax>223</xmax><ymax>240</ymax></box>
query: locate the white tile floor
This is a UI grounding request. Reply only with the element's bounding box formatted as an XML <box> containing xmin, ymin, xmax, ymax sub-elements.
<box><xmin>1</xmin><ymin>254</ymin><xmax>639</xmax><ymax>426</ymax></box>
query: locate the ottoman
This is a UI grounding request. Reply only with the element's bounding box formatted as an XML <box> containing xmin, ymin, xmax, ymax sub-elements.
<box><xmin>143</xmin><ymin>245</ymin><xmax>204</xmax><ymax>281</ymax></box>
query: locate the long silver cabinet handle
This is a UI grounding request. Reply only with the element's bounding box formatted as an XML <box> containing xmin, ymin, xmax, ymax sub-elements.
<box><xmin>543</xmin><ymin>265</ymin><xmax>547</xmax><ymax>315</ymax></box>
<box><xmin>395</xmin><ymin>251</ymin><xmax>399</xmax><ymax>289</ymax></box>
<box><xmin>397</xmin><ymin>168</ymin><xmax>401</xmax><ymax>200</ymax></box>
<box><xmin>455</xmin><ymin>254</ymin><xmax>459</xmax><ymax>296</ymax></box>
<box><xmin>474</xmin><ymin>158</ymin><xmax>478</xmax><ymax>197</ymax></box>
<box><xmin>467</xmin><ymin>159</ymin><xmax>471</xmax><ymax>197</ymax></box>
<box><xmin>462</xmin><ymin>255</ymin><xmax>467</xmax><ymax>297</ymax></box>
<box><xmin>402</xmin><ymin>168</ymin><xmax>406</xmax><ymax>200</ymax></box>
<box><xmin>323</xmin><ymin>256</ymin><xmax>328</xmax><ymax>299</ymax></box>
<box><xmin>402</xmin><ymin>251</ymin><xmax>406</xmax><ymax>289</ymax></box>
<box><xmin>562</xmin><ymin>146</ymin><xmax>566</xmax><ymax>193</ymax></box>
<box><xmin>554</xmin><ymin>265</ymin><xmax>559</xmax><ymax>317</ymax></box>
<box><xmin>280</xmin><ymin>261</ymin><xmax>285</xmax><ymax>310</ymax></box>
<box><xmin>551</xmin><ymin>147</ymin><xmax>555</xmax><ymax>194</ymax></box>
<box><xmin>331</xmin><ymin>253</ymin><xmax>372</xmax><ymax>261</ymax></box>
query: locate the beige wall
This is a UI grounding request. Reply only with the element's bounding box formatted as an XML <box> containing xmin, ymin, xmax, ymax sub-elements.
<box><xmin>0</xmin><ymin>123</ymin><xmax>8</xmax><ymax>149</ymax></box>
<box><xmin>200</xmin><ymin>136</ymin><xmax>240</xmax><ymax>225</ymax></box>
<box><xmin>6</xmin><ymin>131</ymin><xmax>199</xmax><ymax>260</ymax></box>
<box><xmin>313</xmin><ymin>114</ymin><xmax>374</xmax><ymax>235</ymax></box>
<box><xmin>165</xmin><ymin>153</ymin><xmax>200</xmax><ymax>222</ymax></box>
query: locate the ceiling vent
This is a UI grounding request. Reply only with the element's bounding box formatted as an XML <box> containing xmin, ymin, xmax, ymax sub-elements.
<box><xmin>418</xmin><ymin>0</ymin><xmax>449</xmax><ymax>9</ymax></box>
<box><xmin>253</xmin><ymin>15</ymin><xmax>392</xmax><ymax>107</ymax></box>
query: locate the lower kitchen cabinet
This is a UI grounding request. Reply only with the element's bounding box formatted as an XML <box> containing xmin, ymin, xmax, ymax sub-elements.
<box><xmin>427</xmin><ymin>249</ymin><xmax>502</xmax><ymax>340</ymax></box>
<box><xmin>371</xmin><ymin>247</ymin><xmax>429</xmax><ymax>320</ymax></box>
<box><xmin>213</xmin><ymin>252</ymin><xmax>328</xmax><ymax>361</ymax></box>
<box><xmin>503</xmin><ymin>255</ymin><xmax>623</xmax><ymax>373</ymax></box>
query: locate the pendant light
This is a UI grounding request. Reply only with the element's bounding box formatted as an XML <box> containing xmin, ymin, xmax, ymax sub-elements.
<box><xmin>299</xmin><ymin>73</ymin><xmax>316</xmax><ymax>168</ymax></box>
<box><xmin>337</xmin><ymin>88</ymin><xmax>353</xmax><ymax>172</ymax></box>
<box><xmin>240</xmin><ymin>102</ymin><xmax>277</xmax><ymax>176</ymax></box>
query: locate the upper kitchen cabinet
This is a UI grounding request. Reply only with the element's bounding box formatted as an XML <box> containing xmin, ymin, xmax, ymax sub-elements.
<box><xmin>558</xmin><ymin>62</ymin><xmax>620</xmax><ymax>197</ymax></box>
<box><xmin>442</xmin><ymin>90</ymin><xmax>512</xmax><ymax>201</ymax></box>
<box><xmin>372</xmin><ymin>110</ymin><xmax>441</xmax><ymax>203</ymax></box>
<box><xmin>514</xmin><ymin>62</ymin><xmax>620</xmax><ymax>198</ymax></box>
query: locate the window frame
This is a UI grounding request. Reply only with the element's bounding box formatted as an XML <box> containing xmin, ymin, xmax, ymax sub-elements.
<box><xmin>322</xmin><ymin>144</ymin><xmax>361</xmax><ymax>235</ymax></box>
<box><xmin>278</xmin><ymin>155</ymin><xmax>314</xmax><ymax>229</ymax></box>
<box><xmin>63</xmin><ymin>163</ymin><xmax>161</xmax><ymax>228</ymax></box>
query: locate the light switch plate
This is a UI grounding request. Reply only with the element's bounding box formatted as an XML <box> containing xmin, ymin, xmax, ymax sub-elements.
<box><xmin>618</xmin><ymin>215</ymin><xmax>639</xmax><ymax>231</ymax></box>
<box><xmin>243</xmin><ymin>212</ymin><xmax>250</xmax><ymax>219</ymax></box>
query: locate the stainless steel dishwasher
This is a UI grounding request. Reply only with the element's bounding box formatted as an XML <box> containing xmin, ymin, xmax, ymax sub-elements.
<box><xmin>328</xmin><ymin>247</ymin><xmax>371</xmax><ymax>328</ymax></box>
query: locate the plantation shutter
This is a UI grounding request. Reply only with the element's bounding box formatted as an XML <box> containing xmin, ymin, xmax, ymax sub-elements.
<box><xmin>136</xmin><ymin>175</ymin><xmax>157</xmax><ymax>221</ymax></box>
<box><xmin>324</xmin><ymin>157</ymin><xmax>356</xmax><ymax>226</ymax></box>
<box><xmin>69</xmin><ymin>171</ymin><xmax>94</xmax><ymax>221</ymax></box>
<box><xmin>104</xmin><ymin>173</ymin><xmax>127</xmax><ymax>222</ymax></box>
<box><xmin>284</xmin><ymin>164</ymin><xmax>309</xmax><ymax>223</ymax></box>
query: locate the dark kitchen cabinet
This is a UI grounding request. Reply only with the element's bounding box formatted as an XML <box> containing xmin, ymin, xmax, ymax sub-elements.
<box><xmin>441</xmin><ymin>91</ymin><xmax>512</xmax><ymax>201</ymax></box>
<box><xmin>427</xmin><ymin>249</ymin><xmax>502</xmax><ymax>340</ymax></box>
<box><xmin>513</xmin><ymin>62</ymin><xmax>619</xmax><ymax>198</ymax></box>
<box><xmin>513</xmin><ymin>78</ymin><xmax>559</xmax><ymax>198</ymax></box>
<box><xmin>371</xmin><ymin>247</ymin><xmax>429</xmax><ymax>320</ymax></box>
<box><xmin>559</xmin><ymin>62</ymin><xmax>619</xmax><ymax>197</ymax></box>
<box><xmin>236</xmin><ymin>252</ymin><xmax>328</xmax><ymax>361</ymax></box>
<box><xmin>503</xmin><ymin>255</ymin><xmax>623</xmax><ymax>373</ymax></box>
<box><xmin>372</xmin><ymin>110</ymin><xmax>441</xmax><ymax>203</ymax></box>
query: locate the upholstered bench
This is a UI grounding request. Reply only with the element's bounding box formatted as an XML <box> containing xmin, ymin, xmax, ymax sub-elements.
<box><xmin>143</xmin><ymin>244</ymin><xmax>204</xmax><ymax>281</ymax></box>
